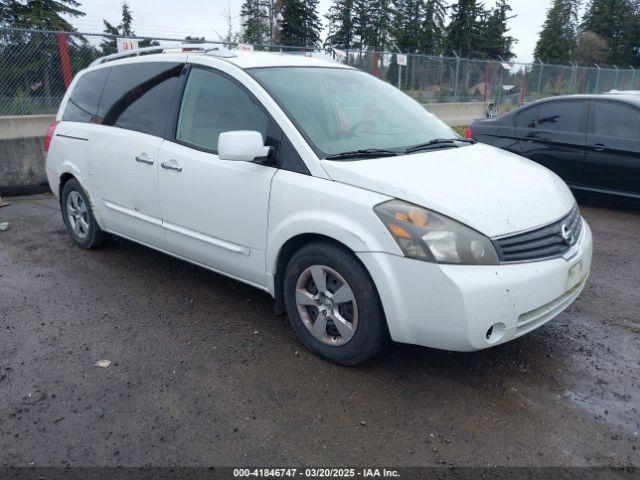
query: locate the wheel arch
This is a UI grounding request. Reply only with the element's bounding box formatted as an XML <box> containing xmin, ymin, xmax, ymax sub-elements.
<box><xmin>57</xmin><ymin>168</ymin><xmax>105</xmax><ymax>229</ymax></box>
<box><xmin>271</xmin><ymin>233</ymin><xmax>381</xmax><ymax>317</ymax></box>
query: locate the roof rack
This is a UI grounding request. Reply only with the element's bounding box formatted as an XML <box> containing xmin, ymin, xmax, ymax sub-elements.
<box><xmin>90</xmin><ymin>43</ymin><xmax>236</xmax><ymax>66</ymax></box>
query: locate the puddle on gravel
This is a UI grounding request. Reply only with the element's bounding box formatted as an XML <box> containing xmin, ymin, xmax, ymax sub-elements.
<box><xmin>564</xmin><ymin>389</ymin><xmax>640</xmax><ymax>436</ymax></box>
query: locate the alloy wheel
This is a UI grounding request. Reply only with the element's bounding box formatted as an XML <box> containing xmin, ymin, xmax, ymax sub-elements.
<box><xmin>66</xmin><ymin>191</ymin><xmax>90</xmax><ymax>240</ymax></box>
<box><xmin>295</xmin><ymin>265</ymin><xmax>358</xmax><ymax>346</ymax></box>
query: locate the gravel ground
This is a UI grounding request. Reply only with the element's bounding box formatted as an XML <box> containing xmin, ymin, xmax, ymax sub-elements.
<box><xmin>0</xmin><ymin>194</ymin><xmax>638</xmax><ymax>467</ymax></box>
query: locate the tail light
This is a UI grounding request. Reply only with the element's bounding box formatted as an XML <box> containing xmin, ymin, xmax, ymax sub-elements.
<box><xmin>465</xmin><ymin>126</ymin><xmax>473</xmax><ymax>139</ymax></box>
<box><xmin>44</xmin><ymin>121</ymin><xmax>59</xmax><ymax>152</ymax></box>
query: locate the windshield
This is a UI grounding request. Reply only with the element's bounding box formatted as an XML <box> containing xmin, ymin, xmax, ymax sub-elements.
<box><xmin>248</xmin><ymin>67</ymin><xmax>457</xmax><ymax>159</ymax></box>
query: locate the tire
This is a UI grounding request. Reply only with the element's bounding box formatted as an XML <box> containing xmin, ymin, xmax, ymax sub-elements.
<box><xmin>283</xmin><ymin>241</ymin><xmax>389</xmax><ymax>365</ymax></box>
<box><xmin>61</xmin><ymin>178</ymin><xmax>107</xmax><ymax>249</ymax></box>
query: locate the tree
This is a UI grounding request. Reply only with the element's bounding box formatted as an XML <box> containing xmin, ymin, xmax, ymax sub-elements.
<box><xmin>0</xmin><ymin>1</ymin><xmax>25</xmax><ymax>28</ymax></box>
<box><xmin>419</xmin><ymin>0</ymin><xmax>447</xmax><ymax>53</ymax></box>
<box><xmin>99</xmin><ymin>20</ymin><xmax>119</xmax><ymax>55</ymax></box>
<box><xmin>352</xmin><ymin>0</ymin><xmax>372</xmax><ymax>51</ymax></box>
<box><xmin>366</xmin><ymin>0</ymin><xmax>394</xmax><ymax>50</ymax></box>
<box><xmin>120</xmin><ymin>1</ymin><xmax>133</xmax><ymax>36</ymax></box>
<box><xmin>445</xmin><ymin>0</ymin><xmax>487</xmax><ymax>57</ymax></box>
<box><xmin>240</xmin><ymin>0</ymin><xmax>269</xmax><ymax>45</ymax></box>
<box><xmin>534</xmin><ymin>0</ymin><xmax>580</xmax><ymax>64</ymax></box>
<box><xmin>19</xmin><ymin>0</ymin><xmax>84</xmax><ymax>30</ymax></box>
<box><xmin>0</xmin><ymin>0</ymin><xmax>90</xmax><ymax>115</ymax></box>
<box><xmin>581</xmin><ymin>0</ymin><xmax>638</xmax><ymax>66</ymax></box>
<box><xmin>325</xmin><ymin>0</ymin><xmax>356</xmax><ymax>49</ymax></box>
<box><xmin>217</xmin><ymin>0</ymin><xmax>241</xmax><ymax>45</ymax></box>
<box><xmin>394</xmin><ymin>0</ymin><xmax>422</xmax><ymax>53</ymax></box>
<box><xmin>574</xmin><ymin>31</ymin><xmax>609</xmax><ymax>64</ymax></box>
<box><xmin>280</xmin><ymin>0</ymin><xmax>321</xmax><ymax>47</ymax></box>
<box><xmin>100</xmin><ymin>2</ymin><xmax>157</xmax><ymax>56</ymax></box>
<box><xmin>479</xmin><ymin>0</ymin><xmax>516</xmax><ymax>59</ymax></box>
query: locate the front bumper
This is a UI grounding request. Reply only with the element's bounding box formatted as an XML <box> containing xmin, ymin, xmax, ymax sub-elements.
<box><xmin>357</xmin><ymin>219</ymin><xmax>593</xmax><ymax>351</ymax></box>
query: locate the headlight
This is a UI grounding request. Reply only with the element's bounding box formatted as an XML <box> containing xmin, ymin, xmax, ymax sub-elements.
<box><xmin>374</xmin><ymin>200</ymin><xmax>499</xmax><ymax>265</ymax></box>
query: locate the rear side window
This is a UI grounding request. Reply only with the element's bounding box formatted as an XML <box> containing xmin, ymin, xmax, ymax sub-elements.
<box><xmin>536</xmin><ymin>101</ymin><xmax>584</xmax><ymax>133</ymax></box>
<box><xmin>176</xmin><ymin>67</ymin><xmax>269</xmax><ymax>152</ymax></box>
<box><xmin>516</xmin><ymin>106</ymin><xmax>539</xmax><ymax>129</ymax></box>
<box><xmin>98</xmin><ymin>62</ymin><xmax>183</xmax><ymax>137</ymax></box>
<box><xmin>62</xmin><ymin>68</ymin><xmax>109</xmax><ymax>123</ymax></box>
<box><xmin>593</xmin><ymin>102</ymin><xmax>640</xmax><ymax>139</ymax></box>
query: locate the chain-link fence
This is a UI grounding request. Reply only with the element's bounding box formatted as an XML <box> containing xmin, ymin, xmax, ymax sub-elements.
<box><xmin>2</xmin><ymin>26</ymin><xmax>639</xmax><ymax>117</ymax></box>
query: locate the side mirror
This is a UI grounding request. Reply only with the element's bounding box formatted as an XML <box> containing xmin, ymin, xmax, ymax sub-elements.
<box><xmin>218</xmin><ymin>131</ymin><xmax>270</xmax><ymax>162</ymax></box>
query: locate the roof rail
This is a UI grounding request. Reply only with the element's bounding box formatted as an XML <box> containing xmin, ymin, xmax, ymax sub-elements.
<box><xmin>90</xmin><ymin>43</ymin><xmax>236</xmax><ymax>66</ymax></box>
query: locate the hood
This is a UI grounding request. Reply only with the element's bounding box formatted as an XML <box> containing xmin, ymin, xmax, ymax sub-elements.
<box><xmin>321</xmin><ymin>143</ymin><xmax>575</xmax><ymax>238</ymax></box>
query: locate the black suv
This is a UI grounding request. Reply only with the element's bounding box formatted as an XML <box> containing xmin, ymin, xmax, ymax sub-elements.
<box><xmin>468</xmin><ymin>95</ymin><xmax>640</xmax><ymax>202</ymax></box>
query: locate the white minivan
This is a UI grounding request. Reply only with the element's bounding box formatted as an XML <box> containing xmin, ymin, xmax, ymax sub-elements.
<box><xmin>45</xmin><ymin>46</ymin><xmax>592</xmax><ymax>365</ymax></box>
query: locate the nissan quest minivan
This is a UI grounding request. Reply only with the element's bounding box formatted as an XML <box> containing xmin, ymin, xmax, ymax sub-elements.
<box><xmin>45</xmin><ymin>45</ymin><xmax>592</xmax><ymax>365</ymax></box>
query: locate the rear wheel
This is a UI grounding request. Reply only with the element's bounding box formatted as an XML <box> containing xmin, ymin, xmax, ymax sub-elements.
<box><xmin>283</xmin><ymin>242</ymin><xmax>388</xmax><ymax>365</ymax></box>
<box><xmin>61</xmin><ymin>178</ymin><xmax>106</xmax><ymax>249</ymax></box>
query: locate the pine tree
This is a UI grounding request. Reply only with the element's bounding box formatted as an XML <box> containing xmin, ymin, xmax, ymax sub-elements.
<box><xmin>20</xmin><ymin>0</ymin><xmax>84</xmax><ymax>30</ymax></box>
<box><xmin>581</xmin><ymin>0</ymin><xmax>637</xmax><ymax>66</ymax></box>
<box><xmin>0</xmin><ymin>0</ymin><xmax>26</xmax><ymax>28</ymax></box>
<box><xmin>480</xmin><ymin>0</ymin><xmax>516</xmax><ymax>59</ymax></box>
<box><xmin>325</xmin><ymin>0</ymin><xmax>356</xmax><ymax>49</ymax></box>
<box><xmin>280</xmin><ymin>0</ymin><xmax>321</xmax><ymax>47</ymax></box>
<box><xmin>120</xmin><ymin>1</ymin><xmax>133</xmax><ymax>36</ymax></box>
<box><xmin>534</xmin><ymin>0</ymin><xmax>580</xmax><ymax>63</ymax></box>
<box><xmin>445</xmin><ymin>0</ymin><xmax>487</xmax><ymax>57</ymax></box>
<box><xmin>366</xmin><ymin>0</ymin><xmax>394</xmax><ymax>50</ymax></box>
<box><xmin>394</xmin><ymin>0</ymin><xmax>423</xmax><ymax>53</ymax></box>
<box><xmin>240</xmin><ymin>0</ymin><xmax>269</xmax><ymax>44</ymax></box>
<box><xmin>100</xmin><ymin>2</ymin><xmax>157</xmax><ymax>55</ymax></box>
<box><xmin>100</xmin><ymin>20</ymin><xmax>119</xmax><ymax>55</ymax></box>
<box><xmin>352</xmin><ymin>0</ymin><xmax>372</xmax><ymax>51</ymax></box>
<box><xmin>419</xmin><ymin>0</ymin><xmax>447</xmax><ymax>53</ymax></box>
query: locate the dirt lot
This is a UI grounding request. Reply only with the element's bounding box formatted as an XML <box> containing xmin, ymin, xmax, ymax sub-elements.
<box><xmin>0</xmin><ymin>194</ymin><xmax>638</xmax><ymax>467</ymax></box>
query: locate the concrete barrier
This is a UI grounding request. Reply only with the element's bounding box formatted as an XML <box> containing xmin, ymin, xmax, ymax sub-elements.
<box><xmin>423</xmin><ymin>102</ymin><xmax>486</xmax><ymax>127</ymax></box>
<box><xmin>0</xmin><ymin>114</ymin><xmax>54</xmax><ymax>192</ymax></box>
<box><xmin>0</xmin><ymin>103</ymin><xmax>485</xmax><ymax>191</ymax></box>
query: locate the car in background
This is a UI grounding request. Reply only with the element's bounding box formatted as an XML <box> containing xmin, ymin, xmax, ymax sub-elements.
<box><xmin>467</xmin><ymin>94</ymin><xmax>640</xmax><ymax>202</ymax></box>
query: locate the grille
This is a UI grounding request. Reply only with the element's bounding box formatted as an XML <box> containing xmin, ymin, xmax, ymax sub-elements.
<box><xmin>493</xmin><ymin>205</ymin><xmax>582</xmax><ymax>263</ymax></box>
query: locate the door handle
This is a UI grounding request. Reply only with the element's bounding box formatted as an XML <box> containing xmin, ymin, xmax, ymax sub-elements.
<box><xmin>593</xmin><ymin>143</ymin><xmax>606</xmax><ymax>152</ymax></box>
<box><xmin>161</xmin><ymin>161</ymin><xmax>182</xmax><ymax>172</ymax></box>
<box><xmin>135</xmin><ymin>154</ymin><xmax>154</xmax><ymax>165</ymax></box>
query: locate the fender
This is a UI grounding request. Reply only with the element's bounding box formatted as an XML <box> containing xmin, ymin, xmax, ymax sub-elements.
<box><xmin>265</xmin><ymin>171</ymin><xmax>403</xmax><ymax>295</ymax></box>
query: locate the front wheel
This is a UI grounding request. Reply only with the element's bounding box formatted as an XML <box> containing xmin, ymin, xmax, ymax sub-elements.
<box><xmin>283</xmin><ymin>242</ymin><xmax>389</xmax><ymax>365</ymax></box>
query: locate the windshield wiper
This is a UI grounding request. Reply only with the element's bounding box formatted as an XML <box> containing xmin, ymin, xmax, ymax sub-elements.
<box><xmin>404</xmin><ymin>138</ymin><xmax>476</xmax><ymax>154</ymax></box>
<box><xmin>324</xmin><ymin>149</ymin><xmax>398</xmax><ymax>160</ymax></box>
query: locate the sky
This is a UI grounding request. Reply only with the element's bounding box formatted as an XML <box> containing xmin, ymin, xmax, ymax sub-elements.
<box><xmin>65</xmin><ymin>0</ymin><xmax>555</xmax><ymax>63</ymax></box>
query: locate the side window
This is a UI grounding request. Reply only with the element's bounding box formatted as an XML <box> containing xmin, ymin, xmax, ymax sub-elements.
<box><xmin>516</xmin><ymin>106</ymin><xmax>539</xmax><ymax>129</ymax></box>
<box><xmin>593</xmin><ymin>102</ymin><xmax>640</xmax><ymax>139</ymax></box>
<box><xmin>176</xmin><ymin>67</ymin><xmax>268</xmax><ymax>152</ymax></box>
<box><xmin>62</xmin><ymin>68</ymin><xmax>109</xmax><ymax>123</ymax></box>
<box><xmin>98</xmin><ymin>62</ymin><xmax>183</xmax><ymax>137</ymax></box>
<box><xmin>536</xmin><ymin>101</ymin><xmax>584</xmax><ymax>133</ymax></box>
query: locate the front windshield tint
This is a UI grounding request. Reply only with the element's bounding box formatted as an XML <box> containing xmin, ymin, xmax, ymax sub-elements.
<box><xmin>249</xmin><ymin>67</ymin><xmax>457</xmax><ymax>158</ymax></box>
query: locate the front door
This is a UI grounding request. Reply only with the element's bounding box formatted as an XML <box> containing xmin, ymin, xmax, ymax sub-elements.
<box><xmin>157</xmin><ymin>66</ymin><xmax>278</xmax><ymax>287</ymax></box>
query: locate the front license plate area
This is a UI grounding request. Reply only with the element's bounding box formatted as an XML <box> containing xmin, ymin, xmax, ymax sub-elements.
<box><xmin>566</xmin><ymin>260</ymin><xmax>584</xmax><ymax>292</ymax></box>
